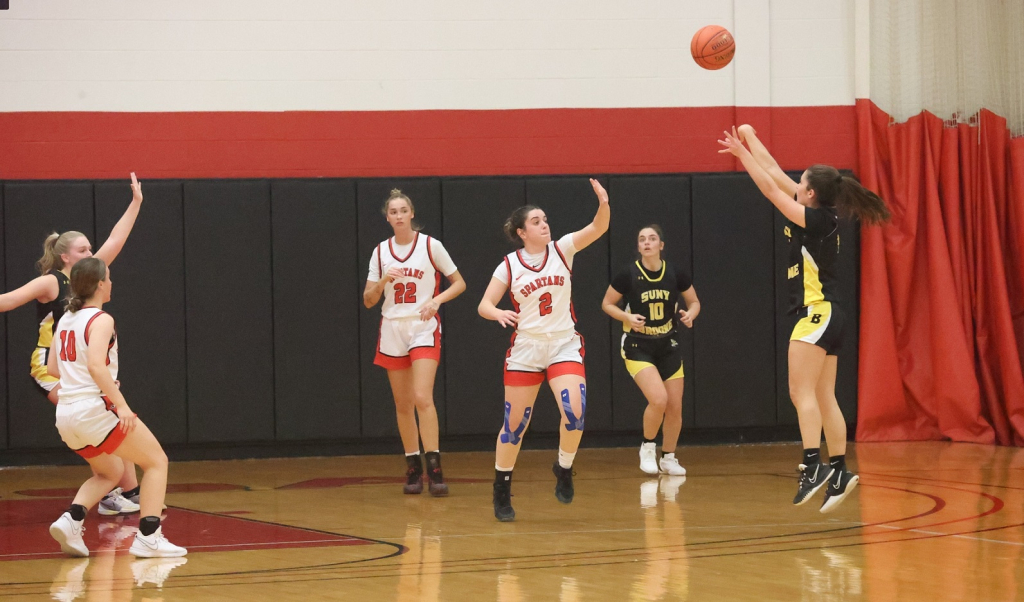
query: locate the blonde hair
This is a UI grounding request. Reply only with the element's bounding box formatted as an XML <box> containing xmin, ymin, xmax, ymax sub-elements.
<box><xmin>381</xmin><ymin>189</ymin><xmax>422</xmax><ymax>231</ymax></box>
<box><xmin>36</xmin><ymin>231</ymin><xmax>85</xmax><ymax>275</ymax></box>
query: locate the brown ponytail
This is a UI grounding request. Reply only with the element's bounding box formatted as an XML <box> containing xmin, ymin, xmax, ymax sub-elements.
<box><xmin>66</xmin><ymin>257</ymin><xmax>107</xmax><ymax>313</ymax></box>
<box><xmin>381</xmin><ymin>189</ymin><xmax>422</xmax><ymax>231</ymax></box>
<box><xmin>503</xmin><ymin>205</ymin><xmax>542</xmax><ymax>248</ymax></box>
<box><xmin>805</xmin><ymin>165</ymin><xmax>890</xmax><ymax>225</ymax></box>
<box><xmin>36</xmin><ymin>231</ymin><xmax>85</xmax><ymax>275</ymax></box>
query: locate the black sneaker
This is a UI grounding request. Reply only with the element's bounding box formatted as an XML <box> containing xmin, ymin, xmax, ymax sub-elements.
<box><xmin>403</xmin><ymin>456</ymin><xmax>423</xmax><ymax>495</ymax></box>
<box><xmin>552</xmin><ymin>462</ymin><xmax>575</xmax><ymax>504</ymax></box>
<box><xmin>793</xmin><ymin>463</ymin><xmax>833</xmax><ymax>506</ymax></box>
<box><xmin>820</xmin><ymin>468</ymin><xmax>859</xmax><ymax>513</ymax></box>
<box><xmin>425</xmin><ymin>452</ymin><xmax>448</xmax><ymax>497</ymax></box>
<box><xmin>493</xmin><ymin>482</ymin><xmax>515</xmax><ymax>522</ymax></box>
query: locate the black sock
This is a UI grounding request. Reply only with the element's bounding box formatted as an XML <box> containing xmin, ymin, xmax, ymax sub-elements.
<box><xmin>425</xmin><ymin>451</ymin><xmax>441</xmax><ymax>471</ymax></box>
<box><xmin>495</xmin><ymin>469</ymin><xmax>513</xmax><ymax>487</ymax></box>
<box><xmin>642</xmin><ymin>437</ymin><xmax>657</xmax><ymax>445</ymax></box>
<box><xmin>122</xmin><ymin>486</ymin><xmax>140</xmax><ymax>499</ymax></box>
<box><xmin>829</xmin><ymin>454</ymin><xmax>846</xmax><ymax>473</ymax></box>
<box><xmin>405</xmin><ymin>453</ymin><xmax>423</xmax><ymax>473</ymax></box>
<box><xmin>68</xmin><ymin>504</ymin><xmax>87</xmax><ymax>522</ymax></box>
<box><xmin>802</xmin><ymin>448</ymin><xmax>821</xmax><ymax>466</ymax></box>
<box><xmin>139</xmin><ymin>516</ymin><xmax>161</xmax><ymax>537</ymax></box>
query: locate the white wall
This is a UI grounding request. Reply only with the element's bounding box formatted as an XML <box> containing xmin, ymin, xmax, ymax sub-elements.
<box><xmin>0</xmin><ymin>0</ymin><xmax>856</xmax><ymax>112</ymax></box>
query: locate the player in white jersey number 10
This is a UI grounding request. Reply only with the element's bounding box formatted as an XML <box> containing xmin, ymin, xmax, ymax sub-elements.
<box><xmin>478</xmin><ymin>178</ymin><xmax>610</xmax><ymax>521</ymax></box>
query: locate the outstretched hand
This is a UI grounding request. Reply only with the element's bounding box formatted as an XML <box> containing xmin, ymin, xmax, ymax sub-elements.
<box><xmin>590</xmin><ymin>178</ymin><xmax>609</xmax><ymax>204</ymax></box>
<box><xmin>130</xmin><ymin>172</ymin><xmax>143</xmax><ymax>203</ymax></box>
<box><xmin>717</xmin><ymin>126</ymin><xmax>747</xmax><ymax>157</ymax></box>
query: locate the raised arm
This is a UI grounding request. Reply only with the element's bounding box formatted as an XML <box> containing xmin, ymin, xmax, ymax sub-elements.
<box><xmin>478</xmin><ymin>277</ymin><xmax>519</xmax><ymax>329</ymax></box>
<box><xmin>571</xmin><ymin>179</ymin><xmax>611</xmax><ymax>252</ymax></box>
<box><xmin>737</xmin><ymin>125</ymin><xmax>798</xmax><ymax>198</ymax></box>
<box><xmin>601</xmin><ymin>286</ymin><xmax>646</xmax><ymax>333</ymax></box>
<box><xmin>719</xmin><ymin>127</ymin><xmax>807</xmax><ymax>227</ymax></box>
<box><xmin>0</xmin><ymin>274</ymin><xmax>60</xmax><ymax>312</ymax></box>
<box><xmin>93</xmin><ymin>173</ymin><xmax>144</xmax><ymax>266</ymax></box>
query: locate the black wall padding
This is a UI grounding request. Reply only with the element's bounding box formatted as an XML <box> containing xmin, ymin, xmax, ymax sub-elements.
<box><xmin>440</xmin><ymin>178</ymin><xmax>526</xmax><ymax>435</ymax></box>
<box><xmin>95</xmin><ymin>180</ymin><xmax>188</xmax><ymax>444</ymax></box>
<box><xmin>271</xmin><ymin>180</ymin><xmax>361</xmax><ymax>440</ymax></box>
<box><xmin>0</xmin><ymin>184</ymin><xmax>6</xmax><ymax>448</ymax></box>
<box><xmin>607</xmin><ymin>176</ymin><xmax>696</xmax><ymax>433</ymax></box>
<box><xmin>692</xmin><ymin>175</ymin><xmax>777</xmax><ymax>428</ymax></box>
<box><xmin>524</xmin><ymin>177</ymin><xmax>612</xmax><ymax>434</ymax></box>
<box><xmin>3</xmin><ymin>182</ymin><xmax>95</xmax><ymax>448</ymax></box>
<box><xmin>356</xmin><ymin>179</ymin><xmax>445</xmax><ymax>440</ymax></box>
<box><xmin>183</xmin><ymin>181</ymin><xmax>274</xmax><ymax>442</ymax></box>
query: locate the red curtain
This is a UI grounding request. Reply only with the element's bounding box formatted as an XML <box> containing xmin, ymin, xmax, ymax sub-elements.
<box><xmin>856</xmin><ymin>99</ymin><xmax>1024</xmax><ymax>445</ymax></box>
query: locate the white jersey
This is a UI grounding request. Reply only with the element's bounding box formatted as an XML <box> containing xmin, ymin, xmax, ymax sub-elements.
<box><xmin>493</xmin><ymin>234</ymin><xmax>578</xmax><ymax>336</ymax></box>
<box><xmin>54</xmin><ymin>307</ymin><xmax>119</xmax><ymax>404</ymax></box>
<box><xmin>368</xmin><ymin>233</ymin><xmax>457</xmax><ymax>320</ymax></box>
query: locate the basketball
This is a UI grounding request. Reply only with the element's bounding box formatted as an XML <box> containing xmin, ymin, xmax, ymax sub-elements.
<box><xmin>690</xmin><ymin>25</ymin><xmax>735</xmax><ymax>70</ymax></box>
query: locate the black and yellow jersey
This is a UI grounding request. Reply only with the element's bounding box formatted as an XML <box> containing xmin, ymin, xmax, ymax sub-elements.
<box><xmin>35</xmin><ymin>269</ymin><xmax>70</xmax><ymax>350</ymax></box>
<box><xmin>611</xmin><ymin>260</ymin><xmax>692</xmax><ymax>338</ymax></box>
<box><xmin>786</xmin><ymin>206</ymin><xmax>840</xmax><ymax>313</ymax></box>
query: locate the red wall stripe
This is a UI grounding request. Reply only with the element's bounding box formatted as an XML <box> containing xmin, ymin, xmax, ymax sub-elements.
<box><xmin>0</xmin><ymin>106</ymin><xmax>856</xmax><ymax>179</ymax></box>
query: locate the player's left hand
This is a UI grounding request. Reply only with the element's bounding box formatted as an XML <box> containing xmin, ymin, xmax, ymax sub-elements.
<box><xmin>130</xmin><ymin>172</ymin><xmax>143</xmax><ymax>203</ymax></box>
<box><xmin>419</xmin><ymin>299</ymin><xmax>440</xmax><ymax>321</ymax></box>
<box><xmin>590</xmin><ymin>178</ymin><xmax>609</xmax><ymax>204</ymax></box>
<box><xmin>679</xmin><ymin>309</ymin><xmax>695</xmax><ymax>328</ymax></box>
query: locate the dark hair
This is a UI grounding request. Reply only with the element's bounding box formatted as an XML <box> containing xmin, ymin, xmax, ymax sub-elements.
<box><xmin>503</xmin><ymin>205</ymin><xmax>542</xmax><ymax>248</ymax></box>
<box><xmin>804</xmin><ymin>164</ymin><xmax>891</xmax><ymax>225</ymax></box>
<box><xmin>636</xmin><ymin>224</ymin><xmax>666</xmax><ymax>259</ymax></box>
<box><xmin>66</xmin><ymin>257</ymin><xmax>107</xmax><ymax>313</ymax></box>
<box><xmin>37</xmin><ymin>230</ymin><xmax>86</xmax><ymax>275</ymax></box>
<box><xmin>381</xmin><ymin>189</ymin><xmax>422</xmax><ymax>231</ymax></box>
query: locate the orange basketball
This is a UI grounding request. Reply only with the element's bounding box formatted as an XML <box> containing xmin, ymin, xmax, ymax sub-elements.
<box><xmin>690</xmin><ymin>25</ymin><xmax>735</xmax><ymax>70</ymax></box>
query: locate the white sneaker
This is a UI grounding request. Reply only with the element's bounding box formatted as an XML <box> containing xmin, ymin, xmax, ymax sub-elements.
<box><xmin>639</xmin><ymin>442</ymin><xmax>659</xmax><ymax>475</ymax></box>
<box><xmin>49</xmin><ymin>512</ymin><xmax>89</xmax><ymax>557</ymax></box>
<box><xmin>131</xmin><ymin>557</ymin><xmax>188</xmax><ymax>588</ymax></box>
<box><xmin>129</xmin><ymin>527</ymin><xmax>187</xmax><ymax>558</ymax></box>
<box><xmin>98</xmin><ymin>488</ymin><xmax>140</xmax><ymax>516</ymax></box>
<box><xmin>658</xmin><ymin>453</ymin><xmax>687</xmax><ymax>476</ymax></box>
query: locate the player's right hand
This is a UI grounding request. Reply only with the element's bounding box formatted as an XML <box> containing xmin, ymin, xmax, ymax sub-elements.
<box><xmin>130</xmin><ymin>172</ymin><xmax>143</xmax><ymax>203</ymax></box>
<box><xmin>496</xmin><ymin>310</ymin><xmax>519</xmax><ymax>329</ymax></box>
<box><xmin>628</xmin><ymin>314</ymin><xmax>646</xmax><ymax>332</ymax></box>
<box><xmin>385</xmin><ymin>267</ymin><xmax>404</xmax><ymax>281</ymax></box>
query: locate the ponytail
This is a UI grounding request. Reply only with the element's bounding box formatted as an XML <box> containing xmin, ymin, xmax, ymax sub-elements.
<box><xmin>805</xmin><ymin>165</ymin><xmax>890</xmax><ymax>225</ymax></box>
<box><xmin>36</xmin><ymin>231</ymin><xmax>85</xmax><ymax>275</ymax></box>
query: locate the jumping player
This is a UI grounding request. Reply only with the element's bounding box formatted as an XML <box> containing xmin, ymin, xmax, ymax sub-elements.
<box><xmin>602</xmin><ymin>225</ymin><xmax>699</xmax><ymax>477</ymax></box>
<box><xmin>718</xmin><ymin>125</ymin><xmax>890</xmax><ymax>512</ymax></box>
<box><xmin>47</xmin><ymin>258</ymin><xmax>186</xmax><ymax>558</ymax></box>
<box><xmin>364</xmin><ymin>189</ymin><xmax>466</xmax><ymax>496</ymax></box>
<box><xmin>478</xmin><ymin>178</ymin><xmax>610</xmax><ymax>521</ymax></box>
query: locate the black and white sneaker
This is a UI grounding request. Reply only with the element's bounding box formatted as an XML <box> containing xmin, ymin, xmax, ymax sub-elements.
<box><xmin>493</xmin><ymin>482</ymin><xmax>515</xmax><ymax>522</ymax></box>
<box><xmin>793</xmin><ymin>463</ymin><xmax>834</xmax><ymax>506</ymax></box>
<box><xmin>552</xmin><ymin>463</ymin><xmax>575</xmax><ymax>504</ymax></box>
<box><xmin>820</xmin><ymin>468</ymin><xmax>859</xmax><ymax>513</ymax></box>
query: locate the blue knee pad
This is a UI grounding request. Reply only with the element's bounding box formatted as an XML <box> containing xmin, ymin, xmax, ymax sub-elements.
<box><xmin>500</xmin><ymin>401</ymin><xmax>531</xmax><ymax>445</ymax></box>
<box><xmin>560</xmin><ymin>384</ymin><xmax>586</xmax><ymax>432</ymax></box>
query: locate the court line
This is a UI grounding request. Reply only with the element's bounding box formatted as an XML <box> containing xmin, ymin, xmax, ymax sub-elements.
<box><xmin>874</xmin><ymin>524</ymin><xmax>1024</xmax><ymax>546</ymax></box>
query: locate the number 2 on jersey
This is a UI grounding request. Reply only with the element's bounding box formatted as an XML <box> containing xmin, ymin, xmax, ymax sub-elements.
<box><xmin>538</xmin><ymin>292</ymin><xmax>553</xmax><ymax>316</ymax></box>
<box><xmin>394</xmin><ymin>282</ymin><xmax>417</xmax><ymax>304</ymax></box>
<box><xmin>59</xmin><ymin>330</ymin><xmax>77</xmax><ymax>361</ymax></box>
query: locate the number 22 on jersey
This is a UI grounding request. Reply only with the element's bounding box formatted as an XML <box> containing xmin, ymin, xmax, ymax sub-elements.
<box><xmin>394</xmin><ymin>282</ymin><xmax>418</xmax><ymax>304</ymax></box>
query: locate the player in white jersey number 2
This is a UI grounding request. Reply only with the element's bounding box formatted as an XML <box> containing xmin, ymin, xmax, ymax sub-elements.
<box><xmin>478</xmin><ymin>178</ymin><xmax>611</xmax><ymax>521</ymax></box>
<box><xmin>364</xmin><ymin>189</ymin><xmax>466</xmax><ymax>496</ymax></box>
<box><xmin>46</xmin><ymin>258</ymin><xmax>185</xmax><ymax>558</ymax></box>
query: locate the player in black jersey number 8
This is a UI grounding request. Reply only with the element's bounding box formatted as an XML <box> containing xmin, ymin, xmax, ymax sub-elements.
<box><xmin>719</xmin><ymin>125</ymin><xmax>890</xmax><ymax>512</ymax></box>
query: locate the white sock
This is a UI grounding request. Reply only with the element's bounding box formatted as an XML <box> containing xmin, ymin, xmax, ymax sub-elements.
<box><xmin>558</xmin><ymin>449</ymin><xmax>576</xmax><ymax>469</ymax></box>
<box><xmin>405</xmin><ymin>451</ymin><xmax>420</xmax><ymax>457</ymax></box>
<box><xmin>662</xmin><ymin>452</ymin><xmax>676</xmax><ymax>460</ymax></box>
<box><xmin>495</xmin><ymin>464</ymin><xmax>514</xmax><ymax>472</ymax></box>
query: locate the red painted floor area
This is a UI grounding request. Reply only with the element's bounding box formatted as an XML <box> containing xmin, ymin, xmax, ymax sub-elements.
<box><xmin>0</xmin><ymin>498</ymin><xmax>370</xmax><ymax>561</ymax></box>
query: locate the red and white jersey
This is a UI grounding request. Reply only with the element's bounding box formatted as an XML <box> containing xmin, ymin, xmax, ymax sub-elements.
<box><xmin>54</xmin><ymin>307</ymin><xmax>119</xmax><ymax>404</ymax></box>
<box><xmin>493</xmin><ymin>234</ymin><xmax>578</xmax><ymax>336</ymax></box>
<box><xmin>368</xmin><ymin>233</ymin><xmax>458</xmax><ymax>320</ymax></box>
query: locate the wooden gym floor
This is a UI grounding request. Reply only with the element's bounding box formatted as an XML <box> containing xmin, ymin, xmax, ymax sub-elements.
<box><xmin>1</xmin><ymin>441</ymin><xmax>1022</xmax><ymax>601</ymax></box>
